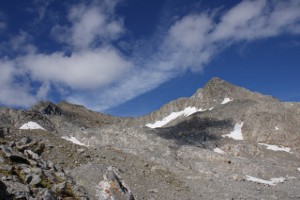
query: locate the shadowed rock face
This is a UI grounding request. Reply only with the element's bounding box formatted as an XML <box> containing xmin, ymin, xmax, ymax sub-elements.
<box><xmin>1</xmin><ymin>77</ymin><xmax>300</xmax><ymax>200</ymax></box>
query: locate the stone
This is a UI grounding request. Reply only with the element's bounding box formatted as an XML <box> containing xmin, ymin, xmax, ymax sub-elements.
<box><xmin>0</xmin><ymin>128</ymin><xmax>4</xmax><ymax>138</ymax></box>
<box><xmin>95</xmin><ymin>166</ymin><xmax>135</xmax><ymax>200</ymax></box>
<box><xmin>22</xmin><ymin>166</ymin><xmax>32</xmax><ymax>174</ymax></box>
<box><xmin>47</xmin><ymin>160</ymin><xmax>55</xmax><ymax>170</ymax></box>
<box><xmin>77</xmin><ymin>148</ymin><xmax>85</xmax><ymax>154</ymax></box>
<box><xmin>34</xmin><ymin>143</ymin><xmax>45</xmax><ymax>155</ymax></box>
<box><xmin>41</xmin><ymin>189</ymin><xmax>57</xmax><ymax>200</ymax></box>
<box><xmin>25</xmin><ymin>150</ymin><xmax>40</xmax><ymax>160</ymax></box>
<box><xmin>31</xmin><ymin>167</ymin><xmax>42</xmax><ymax>175</ymax></box>
<box><xmin>0</xmin><ymin>145</ymin><xmax>13</xmax><ymax>157</ymax></box>
<box><xmin>29</xmin><ymin>175</ymin><xmax>41</xmax><ymax>185</ymax></box>
<box><xmin>0</xmin><ymin>165</ymin><xmax>12</xmax><ymax>172</ymax></box>
<box><xmin>51</xmin><ymin>181</ymin><xmax>66</xmax><ymax>193</ymax></box>
<box><xmin>20</xmin><ymin>137</ymin><xmax>32</xmax><ymax>145</ymax></box>
<box><xmin>0</xmin><ymin>155</ymin><xmax>4</xmax><ymax>163</ymax></box>
<box><xmin>2</xmin><ymin>180</ymin><xmax>31</xmax><ymax>199</ymax></box>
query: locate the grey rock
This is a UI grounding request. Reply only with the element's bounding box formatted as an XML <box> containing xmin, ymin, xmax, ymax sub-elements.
<box><xmin>0</xmin><ymin>155</ymin><xmax>4</xmax><ymax>163</ymax></box>
<box><xmin>22</xmin><ymin>166</ymin><xmax>32</xmax><ymax>174</ymax></box>
<box><xmin>41</xmin><ymin>189</ymin><xmax>57</xmax><ymax>200</ymax></box>
<box><xmin>25</xmin><ymin>149</ymin><xmax>40</xmax><ymax>160</ymax></box>
<box><xmin>2</xmin><ymin>180</ymin><xmax>30</xmax><ymax>199</ymax></box>
<box><xmin>32</xmin><ymin>188</ymin><xmax>55</xmax><ymax>200</ymax></box>
<box><xmin>20</xmin><ymin>137</ymin><xmax>32</xmax><ymax>145</ymax></box>
<box><xmin>0</xmin><ymin>145</ymin><xmax>13</xmax><ymax>157</ymax></box>
<box><xmin>95</xmin><ymin>166</ymin><xmax>135</xmax><ymax>200</ymax></box>
<box><xmin>31</xmin><ymin>167</ymin><xmax>42</xmax><ymax>175</ymax></box>
<box><xmin>0</xmin><ymin>165</ymin><xmax>12</xmax><ymax>172</ymax></box>
<box><xmin>51</xmin><ymin>181</ymin><xmax>66</xmax><ymax>193</ymax></box>
<box><xmin>47</xmin><ymin>160</ymin><xmax>55</xmax><ymax>169</ymax></box>
<box><xmin>77</xmin><ymin>148</ymin><xmax>85</xmax><ymax>154</ymax></box>
<box><xmin>29</xmin><ymin>175</ymin><xmax>41</xmax><ymax>185</ymax></box>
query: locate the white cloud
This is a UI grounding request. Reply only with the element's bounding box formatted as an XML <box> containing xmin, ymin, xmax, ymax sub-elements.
<box><xmin>52</xmin><ymin>0</ymin><xmax>123</xmax><ymax>49</ymax></box>
<box><xmin>33</xmin><ymin>0</ymin><xmax>53</xmax><ymax>22</ymax></box>
<box><xmin>168</xmin><ymin>14</ymin><xmax>212</xmax><ymax>49</ymax></box>
<box><xmin>21</xmin><ymin>47</ymin><xmax>131</xmax><ymax>90</ymax></box>
<box><xmin>0</xmin><ymin>60</ymin><xmax>36</xmax><ymax>107</ymax></box>
<box><xmin>212</xmin><ymin>0</ymin><xmax>300</xmax><ymax>42</ymax></box>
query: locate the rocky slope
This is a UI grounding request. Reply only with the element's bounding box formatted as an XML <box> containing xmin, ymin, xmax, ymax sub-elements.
<box><xmin>0</xmin><ymin>77</ymin><xmax>300</xmax><ymax>200</ymax></box>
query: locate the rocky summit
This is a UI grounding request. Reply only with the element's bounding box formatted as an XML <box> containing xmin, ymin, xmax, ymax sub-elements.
<box><xmin>1</xmin><ymin>77</ymin><xmax>300</xmax><ymax>200</ymax></box>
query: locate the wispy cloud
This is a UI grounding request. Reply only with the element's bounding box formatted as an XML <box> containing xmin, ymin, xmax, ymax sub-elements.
<box><xmin>0</xmin><ymin>11</ymin><xmax>6</xmax><ymax>31</ymax></box>
<box><xmin>0</xmin><ymin>0</ymin><xmax>300</xmax><ymax>111</ymax></box>
<box><xmin>51</xmin><ymin>0</ymin><xmax>123</xmax><ymax>49</ymax></box>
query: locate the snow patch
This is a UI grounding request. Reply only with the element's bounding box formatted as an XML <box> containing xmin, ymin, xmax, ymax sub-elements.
<box><xmin>62</xmin><ymin>136</ymin><xmax>88</xmax><ymax>146</ymax></box>
<box><xmin>221</xmin><ymin>97</ymin><xmax>233</xmax><ymax>104</ymax></box>
<box><xmin>258</xmin><ymin>143</ymin><xmax>291</xmax><ymax>153</ymax></box>
<box><xmin>213</xmin><ymin>148</ymin><xmax>226</xmax><ymax>154</ymax></box>
<box><xmin>222</xmin><ymin>122</ymin><xmax>244</xmax><ymax>140</ymax></box>
<box><xmin>209</xmin><ymin>107</ymin><xmax>214</xmax><ymax>111</ymax></box>
<box><xmin>275</xmin><ymin>126</ymin><xmax>279</xmax><ymax>130</ymax></box>
<box><xmin>298</xmin><ymin>168</ymin><xmax>300</xmax><ymax>172</ymax></box>
<box><xmin>146</xmin><ymin>107</ymin><xmax>205</xmax><ymax>128</ymax></box>
<box><xmin>19</xmin><ymin>121</ymin><xmax>46</xmax><ymax>130</ymax></box>
<box><xmin>246</xmin><ymin>175</ymin><xmax>285</xmax><ymax>186</ymax></box>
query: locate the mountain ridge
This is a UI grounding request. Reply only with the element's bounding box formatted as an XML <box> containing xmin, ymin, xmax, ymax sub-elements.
<box><xmin>1</xmin><ymin>77</ymin><xmax>300</xmax><ymax>200</ymax></box>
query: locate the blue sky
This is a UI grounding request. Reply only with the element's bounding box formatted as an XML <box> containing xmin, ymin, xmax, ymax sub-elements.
<box><xmin>0</xmin><ymin>0</ymin><xmax>299</xmax><ymax>116</ymax></box>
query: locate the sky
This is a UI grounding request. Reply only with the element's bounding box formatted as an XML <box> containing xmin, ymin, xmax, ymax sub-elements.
<box><xmin>0</xmin><ymin>0</ymin><xmax>300</xmax><ymax>117</ymax></box>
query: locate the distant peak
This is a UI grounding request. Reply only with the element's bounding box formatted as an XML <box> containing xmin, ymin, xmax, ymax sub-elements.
<box><xmin>205</xmin><ymin>77</ymin><xmax>229</xmax><ymax>86</ymax></box>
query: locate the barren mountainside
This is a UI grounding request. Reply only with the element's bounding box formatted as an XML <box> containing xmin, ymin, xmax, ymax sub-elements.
<box><xmin>1</xmin><ymin>77</ymin><xmax>300</xmax><ymax>200</ymax></box>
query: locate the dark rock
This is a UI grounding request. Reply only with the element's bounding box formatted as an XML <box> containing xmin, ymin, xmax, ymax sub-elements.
<box><xmin>10</xmin><ymin>155</ymin><xmax>30</xmax><ymax>165</ymax></box>
<box><xmin>0</xmin><ymin>128</ymin><xmax>4</xmax><ymax>138</ymax></box>
<box><xmin>32</xmin><ymin>101</ymin><xmax>62</xmax><ymax>115</ymax></box>
<box><xmin>0</xmin><ymin>180</ymin><xmax>13</xmax><ymax>200</ymax></box>
<box><xmin>34</xmin><ymin>143</ymin><xmax>45</xmax><ymax>155</ymax></box>
<box><xmin>25</xmin><ymin>174</ymin><xmax>33</xmax><ymax>184</ymax></box>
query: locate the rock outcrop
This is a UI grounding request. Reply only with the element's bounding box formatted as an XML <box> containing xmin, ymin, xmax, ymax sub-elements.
<box><xmin>0</xmin><ymin>135</ymin><xmax>89</xmax><ymax>200</ymax></box>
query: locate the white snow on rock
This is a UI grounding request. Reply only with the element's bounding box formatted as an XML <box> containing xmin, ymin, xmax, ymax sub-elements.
<box><xmin>222</xmin><ymin>122</ymin><xmax>244</xmax><ymax>140</ymax></box>
<box><xmin>209</xmin><ymin>107</ymin><xmax>214</xmax><ymax>111</ymax></box>
<box><xmin>258</xmin><ymin>143</ymin><xmax>291</xmax><ymax>153</ymax></box>
<box><xmin>62</xmin><ymin>136</ymin><xmax>88</xmax><ymax>146</ymax></box>
<box><xmin>213</xmin><ymin>148</ymin><xmax>226</xmax><ymax>154</ymax></box>
<box><xmin>146</xmin><ymin>107</ymin><xmax>205</xmax><ymax>128</ymax></box>
<box><xmin>275</xmin><ymin>126</ymin><xmax>279</xmax><ymax>130</ymax></box>
<box><xmin>221</xmin><ymin>97</ymin><xmax>233</xmax><ymax>104</ymax></box>
<box><xmin>246</xmin><ymin>175</ymin><xmax>285</xmax><ymax>186</ymax></box>
<box><xmin>19</xmin><ymin>121</ymin><xmax>46</xmax><ymax>130</ymax></box>
<box><xmin>298</xmin><ymin>168</ymin><xmax>300</xmax><ymax>172</ymax></box>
